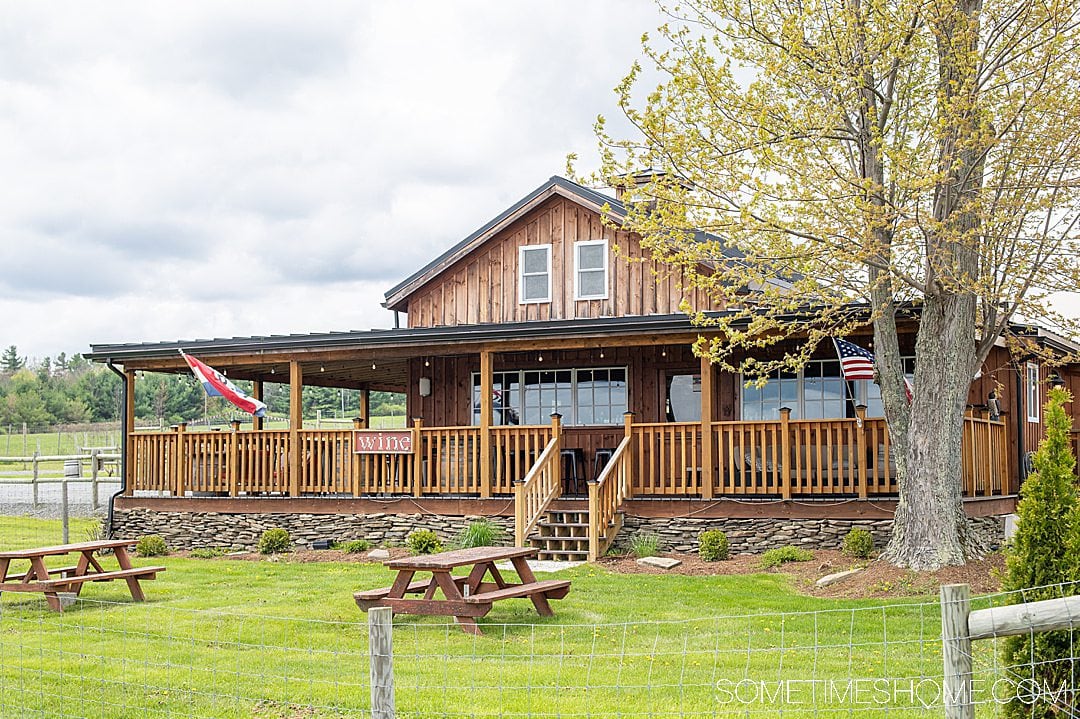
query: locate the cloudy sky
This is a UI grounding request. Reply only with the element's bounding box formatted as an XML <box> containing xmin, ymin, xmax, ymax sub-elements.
<box><xmin>0</xmin><ymin>1</ymin><xmax>663</xmax><ymax>360</ymax></box>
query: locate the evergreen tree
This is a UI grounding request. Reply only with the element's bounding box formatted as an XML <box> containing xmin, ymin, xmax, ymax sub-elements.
<box><xmin>1</xmin><ymin>345</ymin><xmax>24</xmax><ymax>373</ymax></box>
<box><xmin>1002</xmin><ymin>387</ymin><xmax>1080</xmax><ymax>717</ymax></box>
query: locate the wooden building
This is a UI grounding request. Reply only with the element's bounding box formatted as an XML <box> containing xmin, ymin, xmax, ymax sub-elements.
<box><xmin>87</xmin><ymin>176</ymin><xmax>1074</xmax><ymax>559</ymax></box>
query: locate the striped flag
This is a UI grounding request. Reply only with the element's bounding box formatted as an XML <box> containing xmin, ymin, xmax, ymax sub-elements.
<box><xmin>181</xmin><ymin>350</ymin><xmax>267</xmax><ymax>417</ymax></box>
<box><xmin>832</xmin><ymin>338</ymin><xmax>876</xmax><ymax>380</ymax></box>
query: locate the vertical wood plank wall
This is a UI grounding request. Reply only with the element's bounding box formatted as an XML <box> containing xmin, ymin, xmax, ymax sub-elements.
<box><xmin>404</xmin><ymin>197</ymin><xmax>721</xmax><ymax>328</ymax></box>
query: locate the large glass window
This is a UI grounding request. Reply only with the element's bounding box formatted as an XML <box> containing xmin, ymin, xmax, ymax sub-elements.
<box><xmin>740</xmin><ymin>358</ymin><xmax>914</xmax><ymax>420</ymax></box>
<box><xmin>472</xmin><ymin>367</ymin><xmax>627</xmax><ymax>426</ymax></box>
<box><xmin>574</xmin><ymin>240</ymin><xmax>608</xmax><ymax>300</ymax></box>
<box><xmin>519</xmin><ymin>245</ymin><xmax>551</xmax><ymax>303</ymax></box>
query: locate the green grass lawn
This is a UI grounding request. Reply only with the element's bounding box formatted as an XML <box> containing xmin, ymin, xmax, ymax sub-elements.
<box><xmin>0</xmin><ymin>517</ymin><xmax>1004</xmax><ymax>718</ymax></box>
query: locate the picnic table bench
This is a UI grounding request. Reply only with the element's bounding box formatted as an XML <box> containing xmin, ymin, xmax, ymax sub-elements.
<box><xmin>0</xmin><ymin>539</ymin><xmax>165</xmax><ymax>612</ymax></box>
<box><xmin>355</xmin><ymin>546</ymin><xmax>570</xmax><ymax>635</ymax></box>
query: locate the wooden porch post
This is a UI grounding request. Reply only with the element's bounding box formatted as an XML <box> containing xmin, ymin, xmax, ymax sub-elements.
<box><xmin>252</xmin><ymin>381</ymin><xmax>264</xmax><ymax>431</ymax></box>
<box><xmin>855</xmin><ymin>405</ymin><xmax>868</xmax><ymax>499</ymax></box>
<box><xmin>551</xmin><ymin>412</ymin><xmax>563</xmax><ymax>499</ymax></box>
<box><xmin>779</xmin><ymin>407</ymin><xmax>792</xmax><ymax>500</ymax></box>
<box><xmin>699</xmin><ymin>355</ymin><xmax>714</xmax><ymax>499</ymax></box>
<box><xmin>413</xmin><ymin>417</ymin><xmax>423</xmax><ymax>497</ymax></box>
<box><xmin>359</xmin><ymin>389</ymin><xmax>370</xmax><ymax>429</ymax></box>
<box><xmin>289</xmin><ymin>360</ymin><xmax>303</xmax><ymax>497</ymax></box>
<box><xmin>623</xmin><ymin>412</ymin><xmax>635</xmax><ymax>499</ymax></box>
<box><xmin>228</xmin><ymin>420</ymin><xmax>241</xmax><ymax>496</ymax></box>
<box><xmin>124</xmin><ymin>369</ymin><xmax>136</xmax><ymax>494</ymax></box>
<box><xmin>175</xmin><ymin>422</ymin><xmax>187</xmax><ymax>497</ymax></box>
<box><xmin>479</xmin><ymin>350</ymin><xmax>494</xmax><ymax>498</ymax></box>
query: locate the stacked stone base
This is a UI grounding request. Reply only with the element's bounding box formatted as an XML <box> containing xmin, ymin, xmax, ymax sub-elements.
<box><xmin>112</xmin><ymin>507</ymin><xmax>1005</xmax><ymax>555</ymax></box>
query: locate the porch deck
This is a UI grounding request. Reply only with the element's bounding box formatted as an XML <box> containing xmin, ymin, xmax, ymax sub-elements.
<box><xmin>127</xmin><ymin>412</ymin><xmax>1009</xmax><ymax>501</ymax></box>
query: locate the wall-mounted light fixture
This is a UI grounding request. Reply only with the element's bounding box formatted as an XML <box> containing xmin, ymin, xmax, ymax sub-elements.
<box><xmin>419</xmin><ymin>377</ymin><xmax>432</xmax><ymax>397</ymax></box>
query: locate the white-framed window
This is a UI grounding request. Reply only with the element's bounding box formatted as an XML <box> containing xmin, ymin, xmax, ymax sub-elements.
<box><xmin>574</xmin><ymin>239</ymin><xmax>608</xmax><ymax>300</ymax></box>
<box><xmin>741</xmin><ymin>357</ymin><xmax>914</xmax><ymax>420</ymax></box>
<box><xmin>519</xmin><ymin>244</ymin><xmax>551</xmax><ymax>304</ymax></box>
<box><xmin>472</xmin><ymin>367</ymin><xmax>628</xmax><ymax>426</ymax></box>
<box><xmin>1027</xmin><ymin>362</ymin><xmax>1040</xmax><ymax>423</ymax></box>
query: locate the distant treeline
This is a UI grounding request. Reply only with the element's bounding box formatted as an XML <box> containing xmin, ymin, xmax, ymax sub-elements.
<box><xmin>0</xmin><ymin>345</ymin><xmax>405</xmax><ymax>429</ymax></box>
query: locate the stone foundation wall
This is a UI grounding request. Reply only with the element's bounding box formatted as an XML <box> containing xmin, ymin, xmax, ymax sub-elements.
<box><xmin>112</xmin><ymin>508</ymin><xmax>515</xmax><ymax>551</ymax></box>
<box><xmin>612</xmin><ymin>515</ymin><xmax>1005</xmax><ymax>555</ymax></box>
<box><xmin>113</xmin><ymin>507</ymin><xmax>1005</xmax><ymax>555</ymax></box>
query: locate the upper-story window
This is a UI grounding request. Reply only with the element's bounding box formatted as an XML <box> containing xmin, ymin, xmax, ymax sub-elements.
<box><xmin>1027</xmin><ymin>362</ymin><xmax>1040</xmax><ymax>423</ymax></box>
<box><xmin>519</xmin><ymin>244</ymin><xmax>551</xmax><ymax>304</ymax></box>
<box><xmin>574</xmin><ymin>240</ymin><xmax>608</xmax><ymax>300</ymax></box>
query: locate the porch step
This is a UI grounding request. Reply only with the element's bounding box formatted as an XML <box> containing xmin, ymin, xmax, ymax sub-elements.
<box><xmin>528</xmin><ymin>508</ymin><xmax>623</xmax><ymax>561</ymax></box>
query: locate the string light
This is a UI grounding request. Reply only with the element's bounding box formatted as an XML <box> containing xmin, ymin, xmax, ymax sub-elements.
<box><xmin>270</xmin><ymin>368</ymin><xmax>275</xmax><ymax>374</ymax></box>
<box><xmin>661</xmin><ymin>348</ymin><xmax>667</xmax><ymax>357</ymax></box>
<box><xmin>372</xmin><ymin>361</ymin><xmax>377</xmax><ymax>370</ymax></box>
<box><xmin>599</xmin><ymin>348</ymin><xmax>605</xmax><ymax>359</ymax></box>
<box><xmin>424</xmin><ymin>358</ymin><xmax>430</xmax><ymax>368</ymax></box>
<box><xmin>320</xmin><ymin>365</ymin><xmax>325</xmax><ymax>372</ymax></box>
<box><xmin>538</xmin><ymin>353</ymin><xmax>544</xmax><ymax>362</ymax></box>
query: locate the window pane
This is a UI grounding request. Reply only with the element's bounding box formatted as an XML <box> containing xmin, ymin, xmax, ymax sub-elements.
<box><xmin>522</xmin><ymin>247</ymin><xmax>548</xmax><ymax>273</ymax></box>
<box><xmin>578</xmin><ymin>269</ymin><xmax>605</xmax><ymax>297</ymax></box>
<box><xmin>523</xmin><ymin>275</ymin><xmax>548</xmax><ymax>300</ymax></box>
<box><xmin>578</xmin><ymin>243</ymin><xmax>604</xmax><ymax>270</ymax></box>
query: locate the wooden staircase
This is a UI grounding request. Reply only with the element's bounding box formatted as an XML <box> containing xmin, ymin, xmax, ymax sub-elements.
<box><xmin>529</xmin><ymin>506</ymin><xmax>623</xmax><ymax>561</ymax></box>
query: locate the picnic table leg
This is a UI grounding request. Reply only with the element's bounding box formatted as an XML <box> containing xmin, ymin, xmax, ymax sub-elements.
<box><xmin>29</xmin><ymin>557</ymin><xmax>66</xmax><ymax>612</ymax></box>
<box><xmin>510</xmin><ymin>556</ymin><xmax>554</xmax><ymax>617</ymax></box>
<box><xmin>112</xmin><ymin>547</ymin><xmax>147</xmax><ymax>602</ymax></box>
<box><xmin>0</xmin><ymin>558</ymin><xmax>8</xmax><ymax>600</ymax></box>
<box><xmin>432</xmin><ymin>571</ymin><xmax>481</xmax><ymax>635</ymax></box>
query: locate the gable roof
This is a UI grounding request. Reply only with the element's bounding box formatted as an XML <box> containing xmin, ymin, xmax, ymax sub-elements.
<box><xmin>382</xmin><ymin>175</ymin><xmax>748</xmax><ymax>312</ymax></box>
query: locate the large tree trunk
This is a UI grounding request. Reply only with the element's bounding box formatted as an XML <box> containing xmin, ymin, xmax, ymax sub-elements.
<box><xmin>883</xmin><ymin>294</ymin><xmax>980</xmax><ymax>568</ymax></box>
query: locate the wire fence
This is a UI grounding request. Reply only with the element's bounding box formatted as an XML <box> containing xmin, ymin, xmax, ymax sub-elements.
<box><xmin>2</xmin><ymin>580</ymin><xmax>1075</xmax><ymax>717</ymax></box>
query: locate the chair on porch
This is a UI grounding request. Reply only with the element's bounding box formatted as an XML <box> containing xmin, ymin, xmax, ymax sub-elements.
<box><xmin>560</xmin><ymin>448</ymin><xmax>586</xmax><ymax>495</ymax></box>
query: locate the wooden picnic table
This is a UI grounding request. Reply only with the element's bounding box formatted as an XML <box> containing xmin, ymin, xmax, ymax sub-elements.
<box><xmin>0</xmin><ymin>539</ymin><xmax>165</xmax><ymax>612</ymax></box>
<box><xmin>354</xmin><ymin>546</ymin><xmax>570</xmax><ymax>635</ymax></box>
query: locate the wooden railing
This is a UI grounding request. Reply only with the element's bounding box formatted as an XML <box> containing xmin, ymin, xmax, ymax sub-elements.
<box><xmin>513</xmin><ymin>416</ymin><xmax>563</xmax><ymax>547</ymax></box>
<box><xmin>588</xmin><ymin>430</ymin><xmax>632</xmax><ymax>561</ymax></box>
<box><xmin>631</xmin><ymin>421</ymin><xmax>702</xmax><ymax>495</ymax></box>
<box><xmin>962</xmin><ymin>412</ymin><xmax>1008</xmax><ymax>497</ymax></box>
<box><xmin>491</xmin><ymin>425</ymin><xmax>552</xmax><ymax>495</ymax></box>
<box><xmin>127</xmin><ymin>413</ymin><xmax>1008</xmax><ymax>501</ymax></box>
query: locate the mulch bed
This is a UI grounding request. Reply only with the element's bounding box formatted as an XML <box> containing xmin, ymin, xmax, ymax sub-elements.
<box><xmin>599</xmin><ymin>549</ymin><xmax>1006</xmax><ymax>599</ymax></box>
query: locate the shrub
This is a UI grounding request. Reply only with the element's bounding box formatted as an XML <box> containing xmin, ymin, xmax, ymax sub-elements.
<box><xmin>334</xmin><ymin>539</ymin><xmax>373</xmax><ymax>554</ymax></box>
<box><xmin>698</xmin><ymin>530</ymin><xmax>730</xmax><ymax>561</ymax></box>
<box><xmin>135</xmin><ymin>535</ymin><xmax>168</xmax><ymax>557</ymax></box>
<box><xmin>406</xmin><ymin>530</ymin><xmax>443</xmax><ymax>555</ymax></box>
<box><xmin>629</xmin><ymin>533</ymin><xmax>660</xmax><ymax>559</ymax></box>
<box><xmin>258</xmin><ymin>528</ymin><xmax>292</xmax><ymax>555</ymax></box>
<box><xmin>457</xmin><ymin>518</ymin><xmax>504</xmax><ymax>548</ymax></box>
<box><xmin>1002</xmin><ymin>387</ymin><xmax>1080</xmax><ymax>719</ymax></box>
<box><xmin>842</xmin><ymin>529</ymin><xmax>874</xmax><ymax>559</ymax></box>
<box><xmin>189</xmin><ymin>547</ymin><xmax>227</xmax><ymax>559</ymax></box>
<box><xmin>759</xmin><ymin>546</ymin><xmax>813</xmax><ymax>568</ymax></box>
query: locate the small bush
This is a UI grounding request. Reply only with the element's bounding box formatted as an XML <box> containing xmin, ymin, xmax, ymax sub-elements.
<box><xmin>135</xmin><ymin>535</ymin><xmax>168</xmax><ymax>557</ymax></box>
<box><xmin>842</xmin><ymin>528</ymin><xmax>874</xmax><ymax>559</ymax></box>
<box><xmin>629</xmin><ymin>533</ymin><xmax>660</xmax><ymax>559</ymax></box>
<box><xmin>258</xmin><ymin>528</ymin><xmax>292</xmax><ymax>555</ymax></box>
<box><xmin>334</xmin><ymin>539</ymin><xmax>373</xmax><ymax>554</ymax></box>
<box><xmin>190</xmin><ymin>547</ymin><xmax>227</xmax><ymax>559</ymax></box>
<box><xmin>457</xmin><ymin>518</ymin><xmax>504</xmax><ymax>548</ymax></box>
<box><xmin>406</xmin><ymin>530</ymin><xmax>443</xmax><ymax>555</ymax></box>
<box><xmin>698</xmin><ymin>530</ymin><xmax>730</xmax><ymax>561</ymax></box>
<box><xmin>760</xmin><ymin>546</ymin><xmax>813</xmax><ymax>568</ymax></box>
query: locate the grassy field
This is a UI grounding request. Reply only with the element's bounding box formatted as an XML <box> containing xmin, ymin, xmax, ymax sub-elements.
<box><xmin>0</xmin><ymin>517</ymin><xmax>1006</xmax><ymax>718</ymax></box>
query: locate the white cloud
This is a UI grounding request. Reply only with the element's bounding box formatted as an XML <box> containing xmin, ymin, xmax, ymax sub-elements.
<box><xmin>0</xmin><ymin>0</ymin><xmax>659</xmax><ymax>358</ymax></box>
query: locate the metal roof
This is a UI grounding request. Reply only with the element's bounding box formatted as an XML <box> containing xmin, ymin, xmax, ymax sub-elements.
<box><xmin>84</xmin><ymin>313</ymin><xmax>711</xmax><ymax>363</ymax></box>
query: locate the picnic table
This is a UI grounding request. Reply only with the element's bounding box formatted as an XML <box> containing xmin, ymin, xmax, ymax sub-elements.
<box><xmin>354</xmin><ymin>546</ymin><xmax>570</xmax><ymax>635</ymax></box>
<box><xmin>0</xmin><ymin>539</ymin><xmax>166</xmax><ymax>612</ymax></box>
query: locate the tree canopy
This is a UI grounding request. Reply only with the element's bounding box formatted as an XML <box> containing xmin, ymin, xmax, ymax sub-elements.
<box><xmin>591</xmin><ymin>0</ymin><xmax>1080</xmax><ymax>568</ymax></box>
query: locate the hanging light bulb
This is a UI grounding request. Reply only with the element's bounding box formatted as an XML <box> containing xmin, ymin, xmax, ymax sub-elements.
<box><xmin>424</xmin><ymin>358</ymin><xmax>430</xmax><ymax>368</ymax></box>
<box><xmin>538</xmin><ymin>353</ymin><xmax>544</xmax><ymax>362</ymax></box>
<box><xmin>371</xmin><ymin>361</ymin><xmax>377</xmax><ymax>370</ymax></box>
<box><xmin>320</xmin><ymin>365</ymin><xmax>325</xmax><ymax>372</ymax></box>
<box><xmin>599</xmin><ymin>348</ymin><xmax>605</xmax><ymax>359</ymax></box>
<box><xmin>661</xmin><ymin>347</ymin><xmax>667</xmax><ymax>357</ymax></box>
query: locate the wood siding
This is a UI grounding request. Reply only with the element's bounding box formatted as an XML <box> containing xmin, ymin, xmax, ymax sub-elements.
<box><xmin>405</xmin><ymin>197</ymin><xmax>720</xmax><ymax>327</ymax></box>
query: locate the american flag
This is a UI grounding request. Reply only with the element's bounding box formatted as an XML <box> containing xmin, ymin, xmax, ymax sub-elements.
<box><xmin>832</xmin><ymin>338</ymin><xmax>876</xmax><ymax>381</ymax></box>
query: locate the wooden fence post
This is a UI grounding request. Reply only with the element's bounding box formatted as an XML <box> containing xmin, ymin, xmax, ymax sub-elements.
<box><xmin>779</xmin><ymin>408</ymin><xmax>792</xmax><ymax>500</ymax></box>
<box><xmin>699</xmin><ymin>355</ymin><xmax>714</xmax><ymax>499</ymax></box>
<box><xmin>550</xmin><ymin>413</ymin><xmax>562</xmax><ymax>500</ymax></box>
<box><xmin>413</xmin><ymin>418</ymin><xmax>423</xmax><ymax>497</ymax></box>
<box><xmin>90</xmin><ymin>448</ymin><xmax>100</xmax><ymax>510</ymax></box>
<box><xmin>855</xmin><ymin>405</ymin><xmax>868</xmax><ymax>499</ymax></box>
<box><xmin>31</xmin><ymin>451</ymin><xmax>39</xmax><ymax>507</ymax></box>
<box><xmin>623</xmin><ymin>412</ymin><xmax>635</xmax><ymax>499</ymax></box>
<box><xmin>940</xmin><ymin>583</ymin><xmax>974</xmax><ymax>719</ymax></box>
<box><xmin>368</xmin><ymin>606</ymin><xmax>396</xmax><ymax>719</ymax></box>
